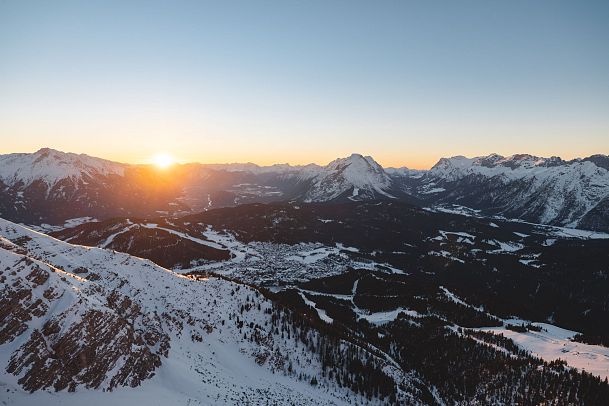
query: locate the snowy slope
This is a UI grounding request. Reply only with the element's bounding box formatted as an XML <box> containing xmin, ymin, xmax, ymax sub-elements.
<box><xmin>302</xmin><ymin>154</ymin><xmax>394</xmax><ymax>202</ymax></box>
<box><xmin>202</xmin><ymin>152</ymin><xmax>609</xmax><ymax>218</ymax></box>
<box><xmin>477</xmin><ymin>321</ymin><xmax>609</xmax><ymax>380</ymax></box>
<box><xmin>419</xmin><ymin>153</ymin><xmax>609</xmax><ymax>229</ymax></box>
<box><xmin>2</xmin><ymin>148</ymin><xmax>608</xmax><ymax>231</ymax></box>
<box><xmin>203</xmin><ymin>154</ymin><xmax>396</xmax><ymax>202</ymax></box>
<box><xmin>0</xmin><ymin>218</ymin><xmax>423</xmax><ymax>405</ymax></box>
<box><xmin>0</xmin><ymin>149</ymin><xmax>188</xmax><ymax>225</ymax></box>
<box><xmin>0</xmin><ymin>148</ymin><xmax>125</xmax><ymax>187</ymax></box>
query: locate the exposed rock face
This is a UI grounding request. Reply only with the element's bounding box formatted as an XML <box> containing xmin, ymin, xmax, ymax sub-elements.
<box><xmin>302</xmin><ymin>154</ymin><xmax>395</xmax><ymax>202</ymax></box>
<box><xmin>4</xmin><ymin>148</ymin><xmax>608</xmax><ymax>232</ymax></box>
<box><xmin>0</xmin><ymin>149</ymin><xmax>420</xmax><ymax>226</ymax></box>
<box><xmin>0</xmin><ymin>238</ymin><xmax>170</xmax><ymax>392</ymax></box>
<box><xmin>1</xmin><ymin>218</ymin><xmax>420</xmax><ymax>404</ymax></box>
<box><xmin>7</xmin><ymin>310</ymin><xmax>167</xmax><ymax>392</ymax></box>
<box><xmin>400</xmin><ymin>153</ymin><xmax>609</xmax><ymax>231</ymax></box>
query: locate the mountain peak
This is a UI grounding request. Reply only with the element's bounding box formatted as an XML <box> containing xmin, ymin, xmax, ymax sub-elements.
<box><xmin>35</xmin><ymin>147</ymin><xmax>55</xmax><ymax>154</ymax></box>
<box><xmin>35</xmin><ymin>147</ymin><xmax>63</xmax><ymax>155</ymax></box>
<box><xmin>327</xmin><ymin>153</ymin><xmax>383</xmax><ymax>170</ymax></box>
<box><xmin>432</xmin><ymin>153</ymin><xmax>570</xmax><ymax>172</ymax></box>
<box><xmin>583</xmin><ymin>154</ymin><xmax>609</xmax><ymax>171</ymax></box>
<box><xmin>303</xmin><ymin>153</ymin><xmax>393</xmax><ymax>202</ymax></box>
<box><xmin>0</xmin><ymin>148</ymin><xmax>125</xmax><ymax>188</ymax></box>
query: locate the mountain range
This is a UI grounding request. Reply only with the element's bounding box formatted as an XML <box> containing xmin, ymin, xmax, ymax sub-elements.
<box><xmin>1</xmin><ymin>148</ymin><xmax>608</xmax><ymax>231</ymax></box>
<box><xmin>4</xmin><ymin>202</ymin><xmax>609</xmax><ymax>405</ymax></box>
<box><xmin>3</xmin><ymin>147</ymin><xmax>609</xmax><ymax>404</ymax></box>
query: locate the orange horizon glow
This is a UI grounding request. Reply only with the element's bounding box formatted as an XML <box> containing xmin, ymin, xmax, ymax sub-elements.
<box><xmin>151</xmin><ymin>153</ymin><xmax>175</xmax><ymax>169</ymax></box>
<box><xmin>2</xmin><ymin>2</ymin><xmax>608</xmax><ymax>173</ymax></box>
<box><xmin>0</xmin><ymin>146</ymin><xmax>464</xmax><ymax>169</ymax></box>
<box><xmin>1</xmin><ymin>143</ymin><xmax>608</xmax><ymax>171</ymax></box>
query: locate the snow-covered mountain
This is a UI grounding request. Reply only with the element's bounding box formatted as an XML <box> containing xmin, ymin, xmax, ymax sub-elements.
<box><xmin>202</xmin><ymin>154</ymin><xmax>398</xmax><ymax>202</ymax></box>
<box><xmin>0</xmin><ymin>217</ymin><xmax>425</xmax><ymax>405</ymax></box>
<box><xmin>1</xmin><ymin>148</ymin><xmax>608</xmax><ymax>231</ymax></box>
<box><xmin>404</xmin><ymin>153</ymin><xmax>609</xmax><ymax>230</ymax></box>
<box><xmin>4</xmin><ymin>202</ymin><xmax>609</xmax><ymax>404</ymax></box>
<box><xmin>300</xmin><ymin>154</ymin><xmax>394</xmax><ymax>202</ymax></box>
<box><xmin>202</xmin><ymin>152</ymin><xmax>609</xmax><ymax>226</ymax></box>
<box><xmin>0</xmin><ymin>150</ymin><xmax>408</xmax><ymax>225</ymax></box>
<box><xmin>0</xmin><ymin>147</ymin><xmax>125</xmax><ymax>188</ymax></box>
<box><xmin>31</xmin><ymin>202</ymin><xmax>609</xmax><ymax>403</ymax></box>
<box><xmin>0</xmin><ymin>148</ymin><xmax>187</xmax><ymax>224</ymax></box>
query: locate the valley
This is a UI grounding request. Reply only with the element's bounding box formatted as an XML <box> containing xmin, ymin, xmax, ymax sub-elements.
<box><xmin>2</xmin><ymin>149</ymin><xmax>609</xmax><ymax>405</ymax></box>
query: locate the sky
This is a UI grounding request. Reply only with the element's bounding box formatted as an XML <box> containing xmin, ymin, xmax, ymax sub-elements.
<box><xmin>1</xmin><ymin>0</ymin><xmax>608</xmax><ymax>169</ymax></box>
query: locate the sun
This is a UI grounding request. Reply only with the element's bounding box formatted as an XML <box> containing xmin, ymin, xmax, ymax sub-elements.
<box><xmin>152</xmin><ymin>153</ymin><xmax>174</xmax><ymax>169</ymax></box>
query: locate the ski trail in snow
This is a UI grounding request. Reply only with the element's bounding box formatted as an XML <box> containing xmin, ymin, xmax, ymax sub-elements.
<box><xmin>100</xmin><ymin>224</ymin><xmax>137</xmax><ymax>248</ymax></box>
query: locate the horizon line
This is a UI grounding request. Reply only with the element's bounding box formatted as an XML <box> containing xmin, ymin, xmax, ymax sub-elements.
<box><xmin>1</xmin><ymin>146</ymin><xmax>607</xmax><ymax>171</ymax></box>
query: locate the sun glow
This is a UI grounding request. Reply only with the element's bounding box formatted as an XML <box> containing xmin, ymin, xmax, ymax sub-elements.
<box><xmin>152</xmin><ymin>153</ymin><xmax>174</xmax><ymax>169</ymax></box>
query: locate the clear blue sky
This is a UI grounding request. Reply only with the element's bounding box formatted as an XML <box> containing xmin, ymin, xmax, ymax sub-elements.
<box><xmin>1</xmin><ymin>0</ymin><xmax>608</xmax><ymax>168</ymax></box>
